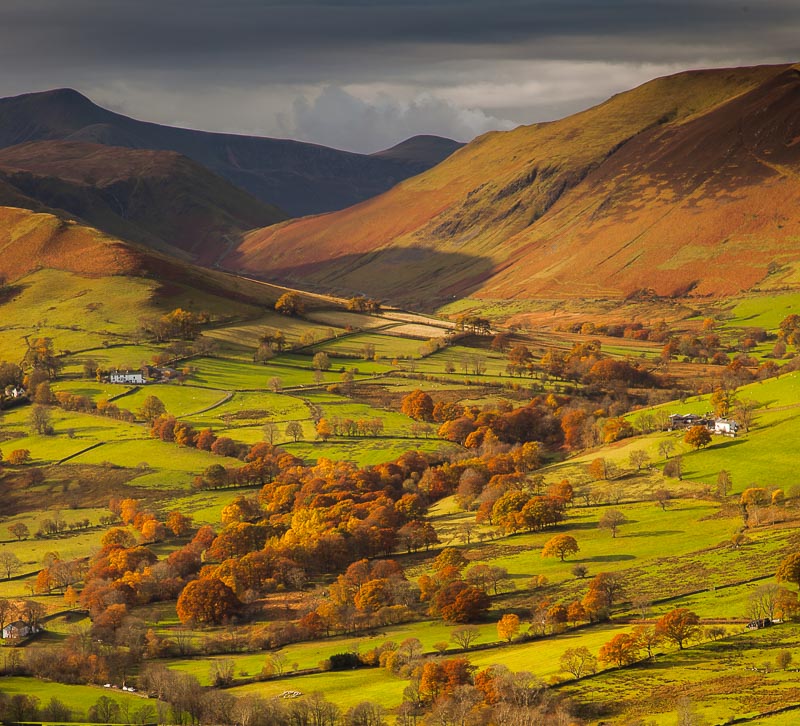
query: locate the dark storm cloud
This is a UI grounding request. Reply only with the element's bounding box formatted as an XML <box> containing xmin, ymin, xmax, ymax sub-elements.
<box><xmin>1</xmin><ymin>1</ymin><xmax>798</xmax><ymax>151</ymax></box>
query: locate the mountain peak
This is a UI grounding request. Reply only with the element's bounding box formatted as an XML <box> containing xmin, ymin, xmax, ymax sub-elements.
<box><xmin>371</xmin><ymin>135</ymin><xmax>465</xmax><ymax>165</ymax></box>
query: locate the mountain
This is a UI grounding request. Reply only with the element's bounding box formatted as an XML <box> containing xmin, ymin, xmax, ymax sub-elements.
<box><xmin>0</xmin><ymin>89</ymin><xmax>462</xmax><ymax>217</ymax></box>
<box><xmin>0</xmin><ymin>140</ymin><xmax>285</xmax><ymax>263</ymax></box>
<box><xmin>223</xmin><ymin>63</ymin><xmax>800</xmax><ymax>305</ymax></box>
<box><xmin>370</xmin><ymin>135</ymin><xmax>465</xmax><ymax>166</ymax></box>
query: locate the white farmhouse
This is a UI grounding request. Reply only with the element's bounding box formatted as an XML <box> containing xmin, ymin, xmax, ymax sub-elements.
<box><xmin>713</xmin><ymin>418</ymin><xmax>739</xmax><ymax>436</ymax></box>
<box><xmin>2</xmin><ymin>620</ymin><xmax>41</xmax><ymax>639</ymax></box>
<box><xmin>109</xmin><ymin>370</ymin><xmax>146</xmax><ymax>385</ymax></box>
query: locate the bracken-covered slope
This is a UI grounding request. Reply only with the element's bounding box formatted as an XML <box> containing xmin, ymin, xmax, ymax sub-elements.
<box><xmin>0</xmin><ymin>205</ymin><xmax>324</xmax><ymax>313</ymax></box>
<box><xmin>0</xmin><ymin>89</ymin><xmax>461</xmax><ymax>217</ymax></box>
<box><xmin>0</xmin><ymin>140</ymin><xmax>285</xmax><ymax>263</ymax></box>
<box><xmin>225</xmin><ymin>63</ymin><xmax>800</xmax><ymax>305</ymax></box>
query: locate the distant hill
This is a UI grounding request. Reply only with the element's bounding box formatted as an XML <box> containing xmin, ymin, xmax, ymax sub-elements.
<box><xmin>0</xmin><ymin>89</ymin><xmax>462</xmax><ymax>217</ymax></box>
<box><xmin>0</xmin><ymin>140</ymin><xmax>285</xmax><ymax>263</ymax></box>
<box><xmin>370</xmin><ymin>135</ymin><xmax>465</xmax><ymax>165</ymax></box>
<box><xmin>224</xmin><ymin>63</ymin><xmax>800</xmax><ymax>305</ymax></box>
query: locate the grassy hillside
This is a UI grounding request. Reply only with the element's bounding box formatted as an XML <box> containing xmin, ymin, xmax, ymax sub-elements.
<box><xmin>226</xmin><ymin>63</ymin><xmax>799</xmax><ymax>306</ymax></box>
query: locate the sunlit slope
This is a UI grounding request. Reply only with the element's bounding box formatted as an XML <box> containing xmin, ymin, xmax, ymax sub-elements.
<box><xmin>0</xmin><ymin>206</ymin><xmax>325</xmax><ymax>321</ymax></box>
<box><xmin>227</xmin><ymin>63</ymin><xmax>794</xmax><ymax>303</ymax></box>
<box><xmin>0</xmin><ymin>206</ymin><xmax>144</xmax><ymax>280</ymax></box>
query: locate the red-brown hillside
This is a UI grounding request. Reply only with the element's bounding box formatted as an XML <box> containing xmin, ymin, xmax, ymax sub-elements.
<box><xmin>224</xmin><ymin>63</ymin><xmax>800</xmax><ymax>304</ymax></box>
<box><xmin>0</xmin><ymin>206</ymin><xmax>145</xmax><ymax>282</ymax></box>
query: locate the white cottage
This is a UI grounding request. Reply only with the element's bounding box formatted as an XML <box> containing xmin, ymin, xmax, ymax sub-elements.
<box><xmin>713</xmin><ymin>418</ymin><xmax>739</xmax><ymax>436</ymax></box>
<box><xmin>2</xmin><ymin>620</ymin><xmax>41</xmax><ymax>639</ymax></box>
<box><xmin>109</xmin><ymin>370</ymin><xmax>146</xmax><ymax>385</ymax></box>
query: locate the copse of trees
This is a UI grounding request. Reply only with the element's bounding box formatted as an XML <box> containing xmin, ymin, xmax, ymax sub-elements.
<box><xmin>139</xmin><ymin>308</ymin><xmax>209</xmax><ymax>342</ymax></box>
<box><xmin>275</xmin><ymin>292</ymin><xmax>304</xmax><ymax>317</ymax></box>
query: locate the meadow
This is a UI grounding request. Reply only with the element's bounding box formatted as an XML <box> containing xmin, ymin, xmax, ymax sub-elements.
<box><xmin>2</xmin><ymin>280</ymin><xmax>800</xmax><ymax>724</ymax></box>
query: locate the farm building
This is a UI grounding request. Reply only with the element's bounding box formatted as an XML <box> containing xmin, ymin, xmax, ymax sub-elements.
<box><xmin>109</xmin><ymin>370</ymin><xmax>146</xmax><ymax>385</ymax></box>
<box><xmin>2</xmin><ymin>620</ymin><xmax>42</xmax><ymax>639</ymax></box>
<box><xmin>668</xmin><ymin>413</ymin><xmax>708</xmax><ymax>429</ymax></box>
<box><xmin>713</xmin><ymin>418</ymin><xmax>739</xmax><ymax>436</ymax></box>
<box><xmin>668</xmin><ymin>413</ymin><xmax>738</xmax><ymax>437</ymax></box>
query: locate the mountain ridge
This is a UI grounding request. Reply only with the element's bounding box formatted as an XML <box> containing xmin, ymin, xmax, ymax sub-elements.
<box><xmin>0</xmin><ymin>89</ymin><xmax>462</xmax><ymax>217</ymax></box>
<box><xmin>222</xmin><ymin>62</ymin><xmax>800</xmax><ymax>305</ymax></box>
<box><xmin>0</xmin><ymin>140</ymin><xmax>286</xmax><ymax>263</ymax></box>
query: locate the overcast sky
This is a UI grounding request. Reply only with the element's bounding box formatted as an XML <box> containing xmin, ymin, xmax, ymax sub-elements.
<box><xmin>1</xmin><ymin>0</ymin><xmax>798</xmax><ymax>153</ymax></box>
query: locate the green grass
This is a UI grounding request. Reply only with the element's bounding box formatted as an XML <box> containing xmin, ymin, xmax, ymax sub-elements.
<box><xmin>118</xmin><ymin>384</ymin><xmax>227</xmax><ymax>418</ymax></box>
<box><xmin>0</xmin><ymin>676</ymin><xmax>144</xmax><ymax>714</ymax></box>
<box><xmin>227</xmin><ymin>668</ymin><xmax>408</xmax><ymax>710</ymax></box>
<box><xmin>282</xmin><ymin>437</ymin><xmax>449</xmax><ymax>465</ymax></box>
<box><xmin>725</xmin><ymin>291</ymin><xmax>800</xmax><ymax>331</ymax></box>
<box><xmin>204</xmin><ymin>312</ymin><xmax>338</xmax><ymax>349</ymax></box>
<box><xmin>309</xmin><ymin>332</ymin><xmax>426</xmax><ymax>360</ymax></box>
<box><xmin>560</xmin><ymin>622</ymin><xmax>800</xmax><ymax>725</ymax></box>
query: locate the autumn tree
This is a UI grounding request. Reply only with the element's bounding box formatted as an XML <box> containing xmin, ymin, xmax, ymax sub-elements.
<box><xmin>166</xmin><ymin>511</ymin><xmax>193</xmax><ymax>537</ymax></box>
<box><xmin>631</xmin><ymin>625</ymin><xmax>662</xmax><ymax>659</ymax></box>
<box><xmin>6</xmin><ymin>449</ymin><xmax>31</xmax><ymax>465</ymax></box>
<box><xmin>655</xmin><ymin>607</ymin><xmax>700</xmax><ymax>649</ymax></box>
<box><xmin>138</xmin><ymin>395</ymin><xmax>166</xmax><ymax>423</ymax></box>
<box><xmin>588</xmin><ymin>457</ymin><xmax>609</xmax><ymax>480</ymax></box>
<box><xmin>176</xmin><ymin>578</ymin><xmax>241</xmax><ymax>625</ymax></box>
<box><xmin>585</xmin><ymin>572</ymin><xmax>626</xmax><ymax>612</ymax></box>
<box><xmin>684</xmin><ymin>425</ymin><xmax>712</xmax><ymax>450</ymax></box>
<box><xmin>599</xmin><ymin>633</ymin><xmax>640</xmax><ymax>667</ymax></box>
<box><xmin>776</xmin><ymin>553</ymin><xmax>800</xmax><ymax>589</ymax></box>
<box><xmin>599</xmin><ymin>509</ymin><xmax>628</xmax><ymax>538</ymax></box>
<box><xmin>316</xmin><ymin>418</ymin><xmax>333</xmax><ymax>441</ymax></box>
<box><xmin>541</xmin><ymin>534</ymin><xmax>580</xmax><ymax>562</ymax></box>
<box><xmin>435</xmin><ymin>582</ymin><xmax>491</xmax><ymax>623</ymax></box>
<box><xmin>401</xmin><ymin>390</ymin><xmax>434</xmax><ymax>422</ymax></box>
<box><xmin>275</xmin><ymin>292</ymin><xmax>304</xmax><ymax>316</ymax></box>
<box><xmin>312</xmin><ymin>352</ymin><xmax>331</xmax><ymax>371</ymax></box>
<box><xmin>497</xmin><ymin>613</ymin><xmax>520</xmax><ymax>643</ymax></box>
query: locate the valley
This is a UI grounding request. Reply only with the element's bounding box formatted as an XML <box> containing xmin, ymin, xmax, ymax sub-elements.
<box><xmin>1</xmin><ymin>58</ymin><xmax>800</xmax><ymax>726</ymax></box>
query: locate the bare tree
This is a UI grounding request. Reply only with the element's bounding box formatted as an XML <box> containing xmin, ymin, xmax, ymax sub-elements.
<box><xmin>450</xmin><ymin>626</ymin><xmax>480</xmax><ymax>650</ymax></box>
<box><xmin>559</xmin><ymin>646</ymin><xmax>597</xmax><ymax>678</ymax></box>
<box><xmin>0</xmin><ymin>551</ymin><xmax>21</xmax><ymax>579</ymax></box>
<box><xmin>598</xmin><ymin>509</ymin><xmax>628</xmax><ymax>538</ymax></box>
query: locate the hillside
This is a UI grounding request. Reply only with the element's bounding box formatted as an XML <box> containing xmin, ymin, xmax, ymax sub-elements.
<box><xmin>370</xmin><ymin>135</ymin><xmax>465</xmax><ymax>165</ymax></box>
<box><xmin>225</xmin><ymin>63</ymin><xmax>800</xmax><ymax>305</ymax></box>
<box><xmin>0</xmin><ymin>205</ymin><xmax>332</xmax><ymax>321</ymax></box>
<box><xmin>0</xmin><ymin>89</ymin><xmax>462</xmax><ymax>217</ymax></box>
<box><xmin>0</xmin><ymin>140</ymin><xmax>285</xmax><ymax>263</ymax></box>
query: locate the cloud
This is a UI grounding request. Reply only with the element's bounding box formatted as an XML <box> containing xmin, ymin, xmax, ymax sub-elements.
<box><xmin>283</xmin><ymin>86</ymin><xmax>515</xmax><ymax>152</ymax></box>
<box><xmin>0</xmin><ymin>1</ymin><xmax>798</xmax><ymax>151</ymax></box>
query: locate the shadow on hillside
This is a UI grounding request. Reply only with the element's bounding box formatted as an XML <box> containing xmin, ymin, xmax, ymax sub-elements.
<box><xmin>623</xmin><ymin>530</ymin><xmax>682</xmax><ymax>538</ymax></box>
<box><xmin>708</xmin><ymin>438</ymin><xmax>747</xmax><ymax>451</ymax></box>
<box><xmin>581</xmin><ymin>554</ymin><xmax>636</xmax><ymax>563</ymax></box>
<box><xmin>226</xmin><ymin>247</ymin><xmax>496</xmax><ymax>311</ymax></box>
